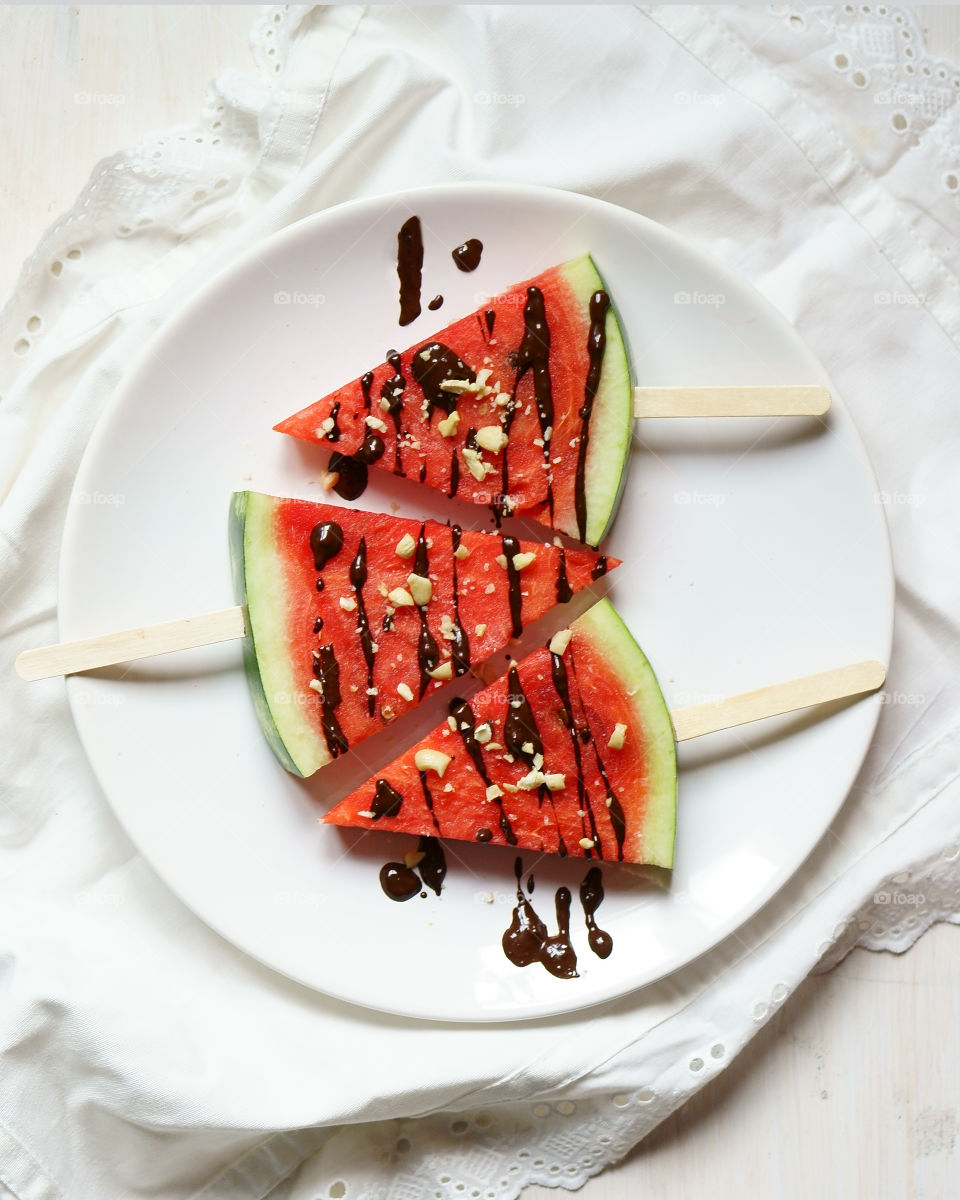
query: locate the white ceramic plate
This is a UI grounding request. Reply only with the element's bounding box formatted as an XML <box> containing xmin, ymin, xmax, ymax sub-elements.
<box><xmin>60</xmin><ymin>183</ymin><xmax>892</xmax><ymax>1022</ymax></box>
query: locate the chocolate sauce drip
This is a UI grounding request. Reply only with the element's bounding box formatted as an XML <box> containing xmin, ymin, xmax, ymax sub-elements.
<box><xmin>591</xmin><ymin>556</ymin><xmax>608</xmax><ymax>581</ymax></box>
<box><xmin>397</xmin><ymin>216</ymin><xmax>423</xmax><ymax>326</ymax></box>
<box><xmin>355</xmin><ymin>431</ymin><xmax>386</xmax><ymax>465</ymax></box>
<box><xmin>316</xmin><ymin>579</ymin><xmax>325</xmax><ymax>593</ymax></box>
<box><xmin>328</xmin><ymin>452</ymin><xmax>368</xmax><ymax>501</ymax></box>
<box><xmin>413</xmin><ymin>525</ymin><xmax>440</xmax><ymax>697</ymax></box>
<box><xmin>556</xmin><ymin>547</ymin><xmax>573</xmax><ymax>604</ymax></box>
<box><xmin>540</xmin><ymin>888</ymin><xmax>579</xmax><ymax>979</ymax></box>
<box><xmin>379</xmin><ymin>862</ymin><xmax>420</xmax><ymax>902</ymax></box>
<box><xmin>448</xmin><ymin>446</ymin><xmax>460</xmax><ymax>498</ymax></box>
<box><xmin>428</xmin><ymin>294</ymin><xmax>444</xmax><ymax>311</ymax></box>
<box><xmin>449</xmin><ymin>525</ymin><xmax>471</xmax><ymax>676</ymax></box>
<box><xmin>310</xmin><ymin>521</ymin><xmax>343</xmax><ymax>571</ymax></box>
<box><xmin>580</xmin><ymin>866</ymin><xmax>613</xmax><ymax>958</ymax></box>
<box><xmin>500</xmin><ymin>286</ymin><xmax>556</xmax><ymax>524</ymax></box>
<box><xmin>500</xmin><ymin>534</ymin><xmax>524</xmax><ymax>638</ymax></box>
<box><xmin>417</xmin><ymin>835</ymin><xmax>446</xmax><ymax>895</ymax></box>
<box><xmin>379</xmin><ymin>354</ymin><xmax>406</xmax><ymax>476</ymax></box>
<box><xmin>313</xmin><ymin>617</ymin><xmax>323</xmax><ymax>634</ymax></box>
<box><xmin>502</xmin><ymin>859</ymin><xmax>578</xmax><ymax>977</ymax></box>
<box><xmin>370</xmin><ymin>778</ymin><xmax>404</xmax><ymax>819</ymax></box>
<box><xmin>574</xmin><ymin>290</ymin><xmax>610</xmax><ymax>544</ymax></box>
<box><xmin>360</xmin><ymin>371</ymin><xmax>373</xmax><ymax>410</ymax></box>
<box><xmin>504</xmin><ymin>665</ymin><xmax>542</xmax><ymax>766</ymax></box>
<box><xmin>312</xmin><ymin>645</ymin><xmax>348</xmax><ymax>758</ymax></box>
<box><xmin>567</xmin><ymin>649</ymin><xmax>625</xmax><ymax>860</ymax></box>
<box><xmin>452</xmin><ymin>238</ymin><xmax>483</xmax><ymax>272</ymax></box>
<box><xmin>484</xmin><ymin>308</ymin><xmax>496</xmax><ymax>337</ymax></box>
<box><xmin>475</xmin><ymin>828</ymin><xmax>492</xmax><ymax>843</ymax></box>
<box><xmin>550</xmin><ymin>650</ymin><xmax>601</xmax><ymax>854</ymax></box>
<box><xmin>411</xmin><ymin>342</ymin><xmax>475</xmax><ymax>419</ymax></box>
<box><xmin>419</xmin><ymin>770</ymin><xmax>441</xmax><ymax>832</ymax></box>
<box><xmin>349</xmin><ymin>538</ymin><xmax>376</xmax><ymax>716</ymax></box>
<box><xmin>325</xmin><ymin>401</ymin><xmax>342</xmax><ymax>443</ymax></box>
<box><xmin>419</xmin><ymin>459</ymin><xmax>427</xmax><ymax>483</ymax></box>
<box><xmin>449</xmin><ymin>696</ymin><xmax>516</xmax><ymax>844</ymax></box>
<box><xmin>502</xmin><ymin>858</ymin><xmax>548</xmax><ymax>967</ymax></box>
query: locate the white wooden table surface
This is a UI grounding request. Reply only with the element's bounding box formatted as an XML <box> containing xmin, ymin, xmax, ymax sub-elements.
<box><xmin>2</xmin><ymin>7</ymin><xmax>958</xmax><ymax>1198</ymax></box>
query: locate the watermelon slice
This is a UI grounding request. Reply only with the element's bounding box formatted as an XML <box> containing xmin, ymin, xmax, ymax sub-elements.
<box><xmin>230</xmin><ymin>492</ymin><xmax>618</xmax><ymax>778</ymax></box>
<box><xmin>274</xmin><ymin>254</ymin><xmax>633</xmax><ymax>547</ymax></box>
<box><xmin>323</xmin><ymin>599</ymin><xmax>677</xmax><ymax>867</ymax></box>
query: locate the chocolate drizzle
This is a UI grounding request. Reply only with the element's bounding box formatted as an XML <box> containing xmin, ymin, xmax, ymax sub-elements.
<box><xmin>449</xmin><ymin>526</ymin><xmax>471</xmax><ymax>676</ymax></box>
<box><xmin>451</xmin><ymin>238</ymin><xmax>483</xmax><ymax>272</ymax></box>
<box><xmin>397</xmin><ymin>216</ymin><xmax>423</xmax><ymax>326</ymax></box>
<box><xmin>572</xmin><ymin>289</ymin><xmax>610</xmax><ymax>544</ymax></box>
<box><xmin>328</xmin><ymin>452</ymin><xmax>368</xmax><ymax>501</ymax></box>
<box><xmin>370</xmin><ymin>778</ymin><xmax>404</xmax><ymax>819</ymax></box>
<box><xmin>310</xmin><ymin>521</ymin><xmax>344</xmax><ymax>571</ymax></box>
<box><xmin>449</xmin><ymin>696</ymin><xmax>516</xmax><ymax>844</ymax></box>
<box><xmin>416</xmin><ymin>835</ymin><xmax>446</xmax><ymax>895</ymax></box>
<box><xmin>360</xmin><ymin>371</ymin><xmax>373</xmax><ymax>409</ymax></box>
<box><xmin>580</xmin><ymin>866</ymin><xmax>613</xmax><ymax>958</ymax></box>
<box><xmin>500</xmin><ymin>535</ymin><xmax>524</xmax><ymax>638</ymax></box>
<box><xmin>413</xmin><ymin>524</ymin><xmax>440</xmax><ymax>696</ymax></box>
<box><xmin>499</xmin><ymin>285</ymin><xmax>556</xmax><ymax>523</ymax></box>
<box><xmin>411</xmin><ymin>342</ymin><xmax>475</xmax><ymax>419</ymax></box>
<box><xmin>312</xmin><ymin>645</ymin><xmax>348</xmax><ymax>758</ymax></box>
<box><xmin>379</xmin><ymin>861</ymin><xmax>420</xmax><ymax>901</ymax></box>
<box><xmin>380</xmin><ymin>352</ymin><xmax>407</xmax><ymax>476</ymax></box>
<box><xmin>428</xmin><ymin>294</ymin><xmax>444</xmax><ymax>311</ymax></box>
<box><xmin>566</xmin><ymin>648</ymin><xmax>626</xmax><ymax>860</ymax></box>
<box><xmin>591</xmin><ymin>556</ymin><xmax>608</xmax><ymax>581</ymax></box>
<box><xmin>484</xmin><ymin>308</ymin><xmax>496</xmax><ymax>337</ymax></box>
<box><xmin>555</xmin><ymin>547</ymin><xmax>573</xmax><ymax>604</ymax></box>
<box><xmin>349</xmin><ymin>537</ymin><xmax>377</xmax><ymax>716</ymax></box>
<box><xmin>550</xmin><ymin>650</ymin><xmax>599</xmax><ymax>854</ymax></box>
<box><xmin>502</xmin><ymin>859</ymin><xmax>578</xmax><ymax>978</ymax></box>
<box><xmin>504</xmin><ymin>665</ymin><xmax>542</xmax><ymax>766</ymax></box>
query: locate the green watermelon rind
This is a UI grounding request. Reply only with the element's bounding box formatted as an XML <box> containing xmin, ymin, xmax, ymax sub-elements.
<box><xmin>229</xmin><ymin>491</ymin><xmax>329</xmax><ymax>779</ymax></box>
<box><xmin>576</xmin><ymin>598</ymin><xmax>677</xmax><ymax>868</ymax></box>
<box><xmin>558</xmin><ymin>255</ymin><xmax>634</xmax><ymax>548</ymax></box>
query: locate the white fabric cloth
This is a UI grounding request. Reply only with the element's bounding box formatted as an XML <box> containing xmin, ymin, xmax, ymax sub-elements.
<box><xmin>2</xmin><ymin>6</ymin><xmax>959</xmax><ymax>1198</ymax></box>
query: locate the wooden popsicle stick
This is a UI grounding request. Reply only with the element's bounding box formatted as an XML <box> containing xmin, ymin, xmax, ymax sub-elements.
<box><xmin>633</xmin><ymin>385</ymin><xmax>831</xmax><ymax>419</ymax></box>
<box><xmin>669</xmin><ymin>659</ymin><xmax>886</xmax><ymax>742</ymax></box>
<box><xmin>14</xmin><ymin>606</ymin><xmax>249</xmax><ymax>682</ymax></box>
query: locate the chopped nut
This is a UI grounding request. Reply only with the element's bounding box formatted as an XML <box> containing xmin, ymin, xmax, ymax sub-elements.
<box><xmin>396</xmin><ymin>681</ymin><xmax>414</xmax><ymax>702</ymax></box>
<box><xmin>475</xmin><ymin>722</ymin><xmax>493</xmax><ymax>745</ymax></box>
<box><xmin>380</xmin><ymin>705</ymin><xmax>396</xmax><ymax>722</ymax></box>
<box><xmin>544</xmin><ymin>773</ymin><xmax>566</xmax><ymax>791</ymax></box>
<box><xmin>462</xmin><ymin>446</ymin><xmax>492</xmax><ymax>482</ymax></box>
<box><xmin>549</xmin><ymin>628</ymin><xmax>573</xmax><ymax>656</ymax></box>
<box><xmin>496</xmin><ymin>554</ymin><xmax>508</xmax><ymax>569</ymax></box>
<box><xmin>415</xmin><ymin>748</ymin><xmax>452</xmax><ymax>777</ymax></box>
<box><xmin>365</xmin><ymin>415</ymin><xmax>388</xmax><ymax>433</ymax></box>
<box><xmin>447</xmin><ymin>715</ymin><xmax>457</xmax><ymax>731</ymax></box>
<box><xmin>308</xmin><ymin>679</ymin><xmax>322</xmax><ymax>693</ymax></box>
<box><xmin>501</xmin><ymin>782</ymin><xmax>518</xmax><ymax>793</ymax></box>
<box><xmin>481</xmin><ymin>890</ymin><xmax>495</xmax><ymax>903</ymax></box>
<box><xmin>475</xmin><ymin>622</ymin><xmax>487</xmax><ymax>637</ymax></box>
<box><xmin>517</xmin><ymin>769</ymin><xmax>545</xmax><ymax>791</ymax></box>
<box><xmin>608</xmin><ymin>722</ymin><xmax>628</xmax><ymax>750</ymax></box>
<box><xmin>437</xmin><ymin>410</ymin><xmax>461</xmax><ymax>439</ymax></box>
<box><xmin>579</xmin><ymin>837</ymin><xmax>595</xmax><ymax>851</ymax></box>
<box><xmin>475</xmin><ymin>425</ymin><xmax>509</xmax><ymax>454</ymax></box>
<box><xmin>388</xmin><ymin>587</ymin><xmax>415</xmax><ymax>607</ymax></box>
<box><xmin>339</xmin><ymin>596</ymin><xmax>357</xmax><ymax>612</ymax></box>
<box><xmin>406</xmin><ymin>573</ymin><xmax>433</xmax><ymax>606</ymax></box>
<box><xmin>454</xmin><ymin>542</ymin><xmax>470</xmax><ymax>560</ymax></box>
<box><xmin>484</xmin><ymin>583</ymin><xmax>495</xmax><ymax>594</ymax></box>
<box><xmin>512</xmin><ymin>551</ymin><xmax>536</xmax><ymax>571</ymax></box>
<box><xmin>395</xmin><ymin>533</ymin><xmax>416</xmax><ymax>558</ymax></box>
<box><xmin>322</xmin><ymin>471</ymin><xmax>339</xmax><ymax>491</ymax></box>
<box><xmin>377</xmin><ymin>581</ymin><xmax>389</xmax><ymax>598</ymax></box>
<box><xmin>486</xmin><ymin>783</ymin><xmax>503</xmax><ymax>801</ymax></box>
<box><xmin>316</xmin><ymin>417</ymin><xmax>335</xmax><ymax>436</ymax></box>
<box><xmin>428</xmin><ymin>661</ymin><xmax>453</xmax><ymax>681</ymax></box>
<box><xmin>380</xmin><ymin>397</ymin><xmax>391</xmax><ymax>413</ymax></box>
<box><xmin>357</xmin><ymin>810</ymin><xmax>376</xmax><ymax>820</ymax></box>
<box><xmin>521</xmin><ymin>741</ymin><xmax>534</xmax><ymax>755</ymax></box>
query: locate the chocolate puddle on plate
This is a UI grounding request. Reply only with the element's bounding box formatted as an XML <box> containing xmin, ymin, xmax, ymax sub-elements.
<box><xmin>376</xmin><ymin>844</ymin><xmax>613</xmax><ymax>980</ymax></box>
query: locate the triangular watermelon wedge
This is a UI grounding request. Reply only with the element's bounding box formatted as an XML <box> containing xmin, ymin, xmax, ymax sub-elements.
<box><xmin>323</xmin><ymin>599</ymin><xmax>677</xmax><ymax>867</ymax></box>
<box><xmin>274</xmin><ymin>254</ymin><xmax>633</xmax><ymax>547</ymax></box>
<box><xmin>230</xmin><ymin>492</ymin><xmax>618</xmax><ymax>778</ymax></box>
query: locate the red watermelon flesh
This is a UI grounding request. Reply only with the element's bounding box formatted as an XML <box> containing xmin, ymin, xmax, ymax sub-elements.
<box><xmin>230</xmin><ymin>491</ymin><xmax>618</xmax><ymax>779</ymax></box>
<box><xmin>323</xmin><ymin>599</ymin><xmax>678</xmax><ymax>867</ymax></box>
<box><xmin>274</xmin><ymin>254</ymin><xmax>633</xmax><ymax>548</ymax></box>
